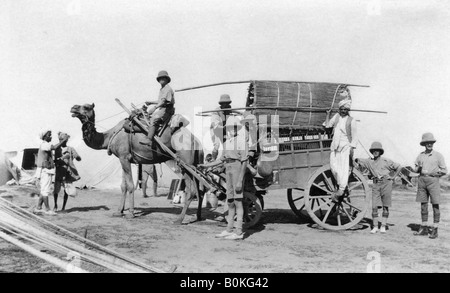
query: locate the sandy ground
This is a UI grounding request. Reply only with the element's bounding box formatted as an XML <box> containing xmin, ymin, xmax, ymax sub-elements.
<box><xmin>1</xmin><ymin>182</ymin><xmax>450</xmax><ymax>273</ymax></box>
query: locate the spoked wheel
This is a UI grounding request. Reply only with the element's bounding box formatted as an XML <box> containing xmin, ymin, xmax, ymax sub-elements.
<box><xmin>287</xmin><ymin>188</ymin><xmax>310</xmax><ymax>221</ymax></box>
<box><xmin>225</xmin><ymin>192</ymin><xmax>263</xmax><ymax>229</ymax></box>
<box><xmin>304</xmin><ymin>164</ymin><xmax>370</xmax><ymax>230</ymax></box>
<box><xmin>243</xmin><ymin>192</ymin><xmax>263</xmax><ymax>229</ymax></box>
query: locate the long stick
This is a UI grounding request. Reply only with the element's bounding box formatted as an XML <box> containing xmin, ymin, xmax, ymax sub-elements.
<box><xmin>358</xmin><ymin>140</ymin><xmax>373</xmax><ymax>159</ymax></box>
<box><xmin>0</xmin><ymin>210</ymin><xmax>130</xmax><ymax>273</ymax></box>
<box><xmin>176</xmin><ymin>80</ymin><xmax>252</xmax><ymax>92</ymax></box>
<box><xmin>131</xmin><ymin>103</ymin><xmax>151</xmax><ymax>128</ymax></box>
<box><xmin>0</xmin><ymin>197</ymin><xmax>166</xmax><ymax>273</ymax></box>
<box><xmin>198</xmin><ymin>106</ymin><xmax>387</xmax><ymax>115</ymax></box>
<box><xmin>0</xmin><ymin>206</ymin><xmax>151</xmax><ymax>273</ymax></box>
<box><xmin>0</xmin><ymin>230</ymin><xmax>90</xmax><ymax>273</ymax></box>
<box><xmin>175</xmin><ymin>80</ymin><xmax>370</xmax><ymax>92</ymax></box>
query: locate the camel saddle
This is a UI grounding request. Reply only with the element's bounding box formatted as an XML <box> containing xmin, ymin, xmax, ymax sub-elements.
<box><xmin>123</xmin><ymin>113</ymin><xmax>190</xmax><ymax>136</ymax></box>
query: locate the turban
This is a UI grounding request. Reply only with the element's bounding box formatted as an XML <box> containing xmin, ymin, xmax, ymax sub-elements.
<box><xmin>39</xmin><ymin>130</ymin><xmax>51</xmax><ymax>140</ymax></box>
<box><xmin>58</xmin><ymin>132</ymin><xmax>70</xmax><ymax>141</ymax></box>
<box><xmin>338</xmin><ymin>98</ymin><xmax>352</xmax><ymax>109</ymax></box>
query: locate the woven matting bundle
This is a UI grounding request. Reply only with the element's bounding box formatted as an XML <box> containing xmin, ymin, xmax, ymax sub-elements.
<box><xmin>251</xmin><ymin>81</ymin><xmax>349</xmax><ymax>129</ymax></box>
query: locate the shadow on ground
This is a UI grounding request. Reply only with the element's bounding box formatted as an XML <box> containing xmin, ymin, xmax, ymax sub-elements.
<box><xmin>407</xmin><ymin>223</ymin><xmax>421</xmax><ymax>232</ymax></box>
<box><xmin>62</xmin><ymin>205</ymin><xmax>110</xmax><ymax>213</ymax></box>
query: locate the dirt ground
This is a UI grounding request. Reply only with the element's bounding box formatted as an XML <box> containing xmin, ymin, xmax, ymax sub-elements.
<box><xmin>1</xmin><ymin>183</ymin><xmax>450</xmax><ymax>273</ymax></box>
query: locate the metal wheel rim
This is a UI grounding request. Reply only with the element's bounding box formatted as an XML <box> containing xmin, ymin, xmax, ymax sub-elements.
<box><xmin>287</xmin><ymin>188</ymin><xmax>310</xmax><ymax>220</ymax></box>
<box><xmin>304</xmin><ymin>164</ymin><xmax>370</xmax><ymax>230</ymax></box>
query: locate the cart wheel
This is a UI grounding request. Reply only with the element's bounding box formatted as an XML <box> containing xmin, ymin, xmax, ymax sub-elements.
<box><xmin>225</xmin><ymin>192</ymin><xmax>263</xmax><ymax>229</ymax></box>
<box><xmin>287</xmin><ymin>188</ymin><xmax>310</xmax><ymax>221</ymax></box>
<box><xmin>243</xmin><ymin>192</ymin><xmax>263</xmax><ymax>229</ymax></box>
<box><xmin>304</xmin><ymin>164</ymin><xmax>370</xmax><ymax>230</ymax></box>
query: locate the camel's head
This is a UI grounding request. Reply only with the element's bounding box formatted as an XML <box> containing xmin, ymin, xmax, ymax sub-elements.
<box><xmin>71</xmin><ymin>103</ymin><xmax>96</xmax><ymax>124</ymax></box>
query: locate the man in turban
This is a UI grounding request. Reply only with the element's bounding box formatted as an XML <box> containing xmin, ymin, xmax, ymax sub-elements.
<box><xmin>34</xmin><ymin>130</ymin><xmax>68</xmax><ymax>215</ymax></box>
<box><xmin>53</xmin><ymin>132</ymin><xmax>82</xmax><ymax>212</ymax></box>
<box><xmin>323</xmin><ymin>97</ymin><xmax>358</xmax><ymax>202</ymax></box>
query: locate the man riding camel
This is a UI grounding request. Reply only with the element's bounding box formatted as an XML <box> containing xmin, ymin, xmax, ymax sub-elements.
<box><xmin>144</xmin><ymin>70</ymin><xmax>175</xmax><ymax>148</ymax></box>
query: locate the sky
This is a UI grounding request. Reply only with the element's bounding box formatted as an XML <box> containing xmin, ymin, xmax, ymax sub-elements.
<box><xmin>1</xmin><ymin>0</ymin><xmax>450</xmax><ymax>166</ymax></box>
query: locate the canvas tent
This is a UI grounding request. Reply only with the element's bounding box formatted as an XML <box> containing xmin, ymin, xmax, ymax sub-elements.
<box><xmin>74</xmin><ymin>149</ymin><xmax>181</xmax><ymax>190</ymax></box>
<box><xmin>0</xmin><ymin>150</ymin><xmax>21</xmax><ymax>186</ymax></box>
<box><xmin>3</xmin><ymin>143</ymin><xmax>180</xmax><ymax>190</ymax></box>
<box><xmin>71</xmin><ymin>140</ymin><xmax>180</xmax><ymax>190</ymax></box>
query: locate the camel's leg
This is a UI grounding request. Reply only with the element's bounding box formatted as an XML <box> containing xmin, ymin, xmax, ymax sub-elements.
<box><xmin>196</xmin><ymin>179</ymin><xmax>205</xmax><ymax>222</ymax></box>
<box><xmin>142</xmin><ymin>165</ymin><xmax>158</xmax><ymax>197</ymax></box>
<box><xmin>121</xmin><ymin>158</ymin><xmax>136</xmax><ymax>218</ymax></box>
<box><xmin>173</xmin><ymin>173</ymin><xmax>194</xmax><ymax>225</ymax></box>
<box><xmin>113</xmin><ymin>158</ymin><xmax>135</xmax><ymax>217</ymax></box>
<box><xmin>150</xmin><ymin>165</ymin><xmax>158</xmax><ymax>197</ymax></box>
<box><xmin>176</xmin><ymin>196</ymin><xmax>194</xmax><ymax>225</ymax></box>
<box><xmin>112</xmin><ymin>171</ymin><xmax>127</xmax><ymax>217</ymax></box>
<box><xmin>174</xmin><ymin>175</ymin><xmax>205</xmax><ymax>224</ymax></box>
<box><xmin>141</xmin><ymin>171</ymin><xmax>149</xmax><ymax>198</ymax></box>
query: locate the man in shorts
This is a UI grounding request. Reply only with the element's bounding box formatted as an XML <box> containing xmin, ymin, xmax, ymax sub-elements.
<box><xmin>355</xmin><ymin>142</ymin><xmax>401</xmax><ymax>234</ymax></box>
<box><xmin>144</xmin><ymin>70</ymin><xmax>175</xmax><ymax>148</ymax></box>
<box><xmin>412</xmin><ymin>133</ymin><xmax>447</xmax><ymax>239</ymax></box>
<box><xmin>199</xmin><ymin>116</ymin><xmax>248</xmax><ymax>240</ymax></box>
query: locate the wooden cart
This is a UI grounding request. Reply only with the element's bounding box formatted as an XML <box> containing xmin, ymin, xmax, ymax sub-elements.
<box><xmin>178</xmin><ymin>80</ymin><xmax>377</xmax><ymax>231</ymax></box>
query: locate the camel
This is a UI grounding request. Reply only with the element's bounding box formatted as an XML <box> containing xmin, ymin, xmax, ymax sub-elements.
<box><xmin>70</xmin><ymin>103</ymin><xmax>205</xmax><ymax>223</ymax></box>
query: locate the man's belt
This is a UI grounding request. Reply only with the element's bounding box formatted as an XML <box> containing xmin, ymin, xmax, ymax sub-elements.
<box><xmin>225</xmin><ymin>158</ymin><xmax>240</xmax><ymax>163</ymax></box>
<box><xmin>373</xmin><ymin>177</ymin><xmax>390</xmax><ymax>184</ymax></box>
<box><xmin>420</xmin><ymin>174</ymin><xmax>438</xmax><ymax>178</ymax></box>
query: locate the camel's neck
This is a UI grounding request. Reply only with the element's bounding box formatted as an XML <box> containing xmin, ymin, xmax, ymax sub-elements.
<box><xmin>82</xmin><ymin>120</ymin><xmax>125</xmax><ymax>150</ymax></box>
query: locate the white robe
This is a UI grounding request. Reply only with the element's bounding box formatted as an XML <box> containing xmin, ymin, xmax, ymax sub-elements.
<box><xmin>324</xmin><ymin>114</ymin><xmax>357</xmax><ymax>190</ymax></box>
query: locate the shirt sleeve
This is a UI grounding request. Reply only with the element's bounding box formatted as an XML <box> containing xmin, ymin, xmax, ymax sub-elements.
<box><xmin>40</xmin><ymin>141</ymin><xmax>52</xmax><ymax>151</ymax></box>
<box><xmin>323</xmin><ymin>113</ymin><xmax>338</xmax><ymax>128</ymax></box>
<box><xmin>356</xmin><ymin>158</ymin><xmax>371</xmax><ymax>170</ymax></box>
<box><xmin>70</xmin><ymin>147</ymin><xmax>81</xmax><ymax>160</ymax></box>
<box><xmin>349</xmin><ymin>117</ymin><xmax>358</xmax><ymax>148</ymax></box>
<box><xmin>210</xmin><ymin>113</ymin><xmax>223</xmax><ymax>129</ymax></box>
<box><xmin>438</xmin><ymin>153</ymin><xmax>447</xmax><ymax>175</ymax></box>
<box><xmin>386</xmin><ymin>158</ymin><xmax>401</xmax><ymax>171</ymax></box>
<box><xmin>239</xmin><ymin>141</ymin><xmax>249</xmax><ymax>162</ymax></box>
<box><xmin>160</xmin><ymin>86</ymin><xmax>174</xmax><ymax>105</ymax></box>
<box><xmin>414</xmin><ymin>155</ymin><xmax>422</xmax><ymax>172</ymax></box>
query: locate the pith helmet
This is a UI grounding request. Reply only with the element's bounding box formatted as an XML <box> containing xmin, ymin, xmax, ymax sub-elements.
<box><xmin>369</xmin><ymin>141</ymin><xmax>384</xmax><ymax>155</ymax></box>
<box><xmin>219</xmin><ymin>94</ymin><xmax>232</xmax><ymax>104</ymax></box>
<box><xmin>58</xmin><ymin>132</ymin><xmax>70</xmax><ymax>141</ymax></box>
<box><xmin>156</xmin><ymin>70</ymin><xmax>171</xmax><ymax>83</ymax></box>
<box><xmin>420</xmin><ymin>132</ymin><xmax>436</xmax><ymax>146</ymax></box>
<box><xmin>225</xmin><ymin>116</ymin><xmax>242</xmax><ymax>129</ymax></box>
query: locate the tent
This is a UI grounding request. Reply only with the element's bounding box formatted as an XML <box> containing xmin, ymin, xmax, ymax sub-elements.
<box><xmin>74</xmin><ymin>145</ymin><xmax>181</xmax><ymax>190</ymax></box>
<box><xmin>70</xmin><ymin>138</ymin><xmax>181</xmax><ymax>190</ymax></box>
<box><xmin>3</xmin><ymin>144</ymin><xmax>181</xmax><ymax>190</ymax></box>
<box><xmin>0</xmin><ymin>150</ymin><xmax>21</xmax><ymax>186</ymax></box>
